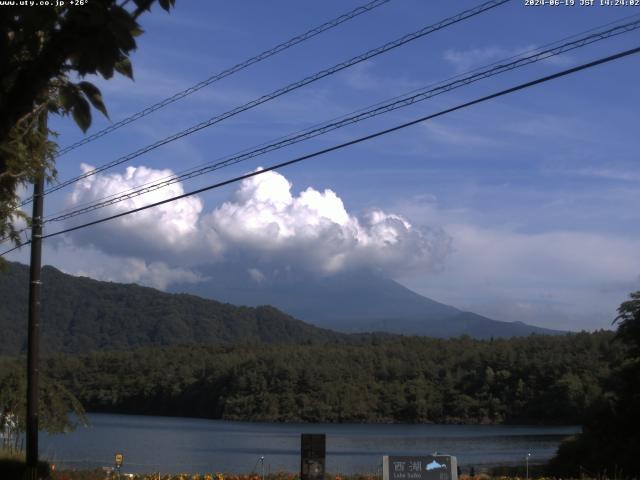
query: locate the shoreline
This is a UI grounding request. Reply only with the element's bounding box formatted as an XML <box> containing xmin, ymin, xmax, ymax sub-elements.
<box><xmin>75</xmin><ymin>411</ymin><xmax>584</xmax><ymax>429</ymax></box>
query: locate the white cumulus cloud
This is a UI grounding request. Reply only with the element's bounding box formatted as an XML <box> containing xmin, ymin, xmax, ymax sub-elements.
<box><xmin>66</xmin><ymin>163</ymin><xmax>203</xmax><ymax>258</ymax></box>
<box><xmin>201</xmin><ymin>169</ymin><xmax>451</xmax><ymax>276</ymax></box>
<box><xmin>63</xmin><ymin>165</ymin><xmax>449</xmax><ymax>282</ymax></box>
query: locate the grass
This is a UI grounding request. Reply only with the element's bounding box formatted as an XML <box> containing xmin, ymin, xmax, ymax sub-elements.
<box><xmin>0</xmin><ymin>448</ymin><xmax>52</xmax><ymax>480</ymax></box>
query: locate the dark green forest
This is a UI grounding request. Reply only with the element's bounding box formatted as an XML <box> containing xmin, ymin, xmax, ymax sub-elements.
<box><xmin>0</xmin><ymin>262</ymin><xmax>348</xmax><ymax>355</ymax></box>
<box><xmin>1</xmin><ymin>331</ymin><xmax>620</xmax><ymax>425</ymax></box>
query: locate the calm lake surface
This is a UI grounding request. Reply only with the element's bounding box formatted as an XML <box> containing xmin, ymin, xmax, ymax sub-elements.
<box><xmin>40</xmin><ymin>413</ymin><xmax>580</xmax><ymax>474</ymax></box>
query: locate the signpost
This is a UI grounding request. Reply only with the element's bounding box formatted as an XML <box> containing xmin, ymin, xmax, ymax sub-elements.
<box><xmin>115</xmin><ymin>453</ymin><xmax>124</xmax><ymax>479</ymax></box>
<box><xmin>383</xmin><ymin>455</ymin><xmax>458</xmax><ymax>480</ymax></box>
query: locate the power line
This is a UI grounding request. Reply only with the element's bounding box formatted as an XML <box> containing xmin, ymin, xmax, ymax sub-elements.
<box><xmin>1</xmin><ymin>243</ymin><xmax>26</xmax><ymax>257</ymax></box>
<box><xmin>41</xmin><ymin>18</ymin><xmax>640</xmax><ymax>225</ymax></box>
<box><xmin>53</xmin><ymin>0</ymin><xmax>392</xmax><ymax>158</ymax></box>
<box><xmin>31</xmin><ymin>0</ymin><xmax>511</xmax><ymax>202</ymax></box>
<box><xmin>4</xmin><ymin>44</ymin><xmax>637</xmax><ymax>256</ymax></box>
<box><xmin>42</xmin><ymin>11</ymin><xmax>640</xmax><ymax>222</ymax></box>
<box><xmin>34</xmin><ymin>9</ymin><xmax>640</xmax><ymax>221</ymax></box>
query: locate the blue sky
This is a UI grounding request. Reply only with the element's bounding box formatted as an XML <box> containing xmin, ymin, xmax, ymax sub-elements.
<box><xmin>8</xmin><ymin>0</ymin><xmax>640</xmax><ymax>330</ymax></box>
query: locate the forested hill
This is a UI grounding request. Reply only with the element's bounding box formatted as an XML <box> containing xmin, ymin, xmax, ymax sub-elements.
<box><xmin>0</xmin><ymin>262</ymin><xmax>348</xmax><ymax>355</ymax></box>
<box><xmin>27</xmin><ymin>331</ymin><xmax>620</xmax><ymax>425</ymax></box>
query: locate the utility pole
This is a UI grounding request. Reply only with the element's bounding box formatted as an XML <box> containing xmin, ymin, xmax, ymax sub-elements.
<box><xmin>26</xmin><ymin>113</ymin><xmax>46</xmax><ymax>480</ymax></box>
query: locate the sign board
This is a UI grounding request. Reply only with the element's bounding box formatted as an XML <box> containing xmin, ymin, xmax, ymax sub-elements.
<box><xmin>115</xmin><ymin>453</ymin><xmax>124</xmax><ymax>467</ymax></box>
<box><xmin>300</xmin><ymin>433</ymin><xmax>326</xmax><ymax>480</ymax></box>
<box><xmin>383</xmin><ymin>455</ymin><xmax>458</xmax><ymax>480</ymax></box>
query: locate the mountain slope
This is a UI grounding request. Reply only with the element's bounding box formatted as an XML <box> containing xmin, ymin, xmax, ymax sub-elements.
<box><xmin>171</xmin><ymin>266</ymin><xmax>563</xmax><ymax>338</ymax></box>
<box><xmin>0</xmin><ymin>262</ymin><xmax>346</xmax><ymax>355</ymax></box>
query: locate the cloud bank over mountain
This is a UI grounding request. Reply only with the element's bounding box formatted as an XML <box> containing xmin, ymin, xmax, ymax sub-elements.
<box><xmin>64</xmin><ymin>165</ymin><xmax>451</xmax><ymax>281</ymax></box>
<box><xmin>18</xmin><ymin>160</ymin><xmax>634</xmax><ymax>332</ymax></box>
<box><xmin>200</xmin><ymin>169</ymin><xmax>451</xmax><ymax>276</ymax></box>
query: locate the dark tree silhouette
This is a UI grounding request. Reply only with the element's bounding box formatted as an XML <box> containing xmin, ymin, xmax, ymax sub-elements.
<box><xmin>550</xmin><ymin>291</ymin><xmax>640</xmax><ymax>478</ymax></box>
<box><xmin>0</xmin><ymin>0</ymin><xmax>176</xmax><ymax>250</ymax></box>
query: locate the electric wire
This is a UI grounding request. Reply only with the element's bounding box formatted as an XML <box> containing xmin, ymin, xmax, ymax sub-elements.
<box><xmin>40</xmin><ymin>18</ymin><xmax>640</xmax><ymax>225</ymax></box>
<box><xmin>38</xmin><ymin>9</ymin><xmax>640</xmax><ymax>223</ymax></box>
<box><xmin>4</xmin><ymin>12</ymin><xmax>639</xmax><ymax>244</ymax></box>
<box><xmin>42</xmin><ymin>11</ymin><xmax>640</xmax><ymax>221</ymax></box>
<box><xmin>53</xmin><ymin>0</ymin><xmax>393</xmax><ymax>158</ymax></box>
<box><xmin>4</xmin><ymin>44</ymin><xmax>637</xmax><ymax>257</ymax></box>
<box><xmin>30</xmin><ymin>0</ymin><xmax>511</xmax><ymax>203</ymax></box>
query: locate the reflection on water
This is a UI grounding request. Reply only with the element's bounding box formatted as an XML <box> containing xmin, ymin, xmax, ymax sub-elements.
<box><xmin>40</xmin><ymin>413</ymin><xmax>580</xmax><ymax>474</ymax></box>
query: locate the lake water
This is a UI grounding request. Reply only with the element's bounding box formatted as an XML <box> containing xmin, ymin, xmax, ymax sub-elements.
<box><xmin>40</xmin><ymin>413</ymin><xmax>579</xmax><ymax>475</ymax></box>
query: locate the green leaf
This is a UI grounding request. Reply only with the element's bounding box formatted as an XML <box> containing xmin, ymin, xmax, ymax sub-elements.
<box><xmin>114</xmin><ymin>57</ymin><xmax>134</xmax><ymax>80</ymax></box>
<box><xmin>96</xmin><ymin>61</ymin><xmax>115</xmax><ymax>80</ymax></box>
<box><xmin>78</xmin><ymin>81</ymin><xmax>109</xmax><ymax>119</ymax></box>
<box><xmin>132</xmin><ymin>0</ymin><xmax>153</xmax><ymax>12</ymax></box>
<box><xmin>58</xmin><ymin>84</ymin><xmax>78</xmax><ymax>112</ymax></box>
<box><xmin>47</xmin><ymin>98</ymin><xmax>60</xmax><ymax>115</ymax></box>
<box><xmin>158</xmin><ymin>0</ymin><xmax>172</xmax><ymax>11</ymax></box>
<box><xmin>72</xmin><ymin>96</ymin><xmax>92</xmax><ymax>133</ymax></box>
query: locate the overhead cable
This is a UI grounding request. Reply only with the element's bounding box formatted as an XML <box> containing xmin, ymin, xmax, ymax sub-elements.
<box><xmin>3</xmin><ymin>44</ymin><xmax>636</xmax><ymax>257</ymax></box>
<box><xmin>42</xmin><ymin>18</ymin><xmax>640</xmax><ymax>224</ymax></box>
<box><xmin>33</xmin><ymin>0</ymin><xmax>511</xmax><ymax>202</ymax></box>
<box><xmin>54</xmin><ymin>0</ymin><xmax>393</xmax><ymax>158</ymax></box>
<box><xmin>44</xmin><ymin>11</ymin><xmax>640</xmax><ymax>221</ymax></box>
